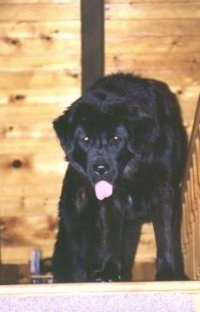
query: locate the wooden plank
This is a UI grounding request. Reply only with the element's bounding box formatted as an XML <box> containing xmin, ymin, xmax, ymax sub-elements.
<box><xmin>0</xmin><ymin>0</ymin><xmax>79</xmax><ymax>2</ymax></box>
<box><xmin>135</xmin><ymin>223</ymin><xmax>156</xmax><ymax>262</ymax></box>
<box><xmin>0</xmin><ymin>22</ymin><xmax>198</xmax><ymax>55</ymax></box>
<box><xmin>0</xmin><ymin>36</ymin><xmax>199</xmax><ymax>56</ymax></box>
<box><xmin>0</xmin><ymin>154</ymin><xmax>65</xmax><ymax>184</ymax></box>
<box><xmin>0</xmin><ymin>150</ymin><xmax>66</xmax><ymax>174</ymax></box>
<box><xmin>0</xmin><ymin>86</ymin><xmax>197</xmax><ymax>108</ymax></box>
<box><xmin>0</xmin><ymin>122</ymin><xmax>57</xmax><ymax>139</ymax></box>
<box><xmin>0</xmin><ymin>4</ymin><xmax>80</xmax><ymax>21</ymax></box>
<box><xmin>0</xmin><ymin>180</ymin><xmax>61</xmax><ymax>198</ymax></box>
<box><xmin>0</xmin><ymin>136</ymin><xmax>61</xmax><ymax>153</ymax></box>
<box><xmin>106</xmin><ymin>53</ymin><xmax>200</xmax><ymax>70</ymax></box>
<box><xmin>0</xmin><ymin>38</ymin><xmax>80</xmax><ymax>56</ymax></box>
<box><xmin>106</xmin><ymin>36</ymin><xmax>199</xmax><ymax>54</ymax></box>
<box><xmin>105</xmin><ymin>68</ymin><xmax>200</xmax><ymax>88</ymax></box>
<box><xmin>0</xmin><ymin>20</ymin><xmax>199</xmax><ymax>39</ymax></box>
<box><xmin>0</xmin><ymin>170</ymin><xmax>64</xmax><ymax>189</ymax></box>
<box><xmin>0</xmin><ymin>165</ymin><xmax>64</xmax><ymax>184</ymax></box>
<box><xmin>106</xmin><ymin>20</ymin><xmax>200</xmax><ymax>36</ymax></box>
<box><xmin>0</xmin><ymin>68</ymin><xmax>199</xmax><ymax>90</ymax></box>
<box><xmin>1</xmin><ymin>215</ymin><xmax>57</xmax><ymax>245</ymax></box>
<box><xmin>133</xmin><ymin>261</ymin><xmax>155</xmax><ymax>281</ymax></box>
<box><xmin>180</xmin><ymin>101</ymin><xmax>199</xmax><ymax>130</ymax></box>
<box><xmin>0</xmin><ymin>104</ymin><xmax>73</xmax><ymax>122</ymax></box>
<box><xmin>105</xmin><ymin>3</ymin><xmax>200</xmax><ymax>19</ymax></box>
<box><xmin>0</xmin><ymin>64</ymin><xmax>198</xmax><ymax>91</ymax></box>
<box><xmin>181</xmin><ymin>97</ymin><xmax>200</xmax><ymax>280</ymax></box>
<box><xmin>0</xmin><ymin>88</ymin><xmax>80</xmax><ymax>105</ymax></box>
<box><xmin>0</xmin><ymin>56</ymin><xmax>81</xmax><ymax>70</ymax></box>
<box><xmin>0</xmin><ymin>53</ymin><xmax>199</xmax><ymax>71</ymax></box>
<box><xmin>0</xmin><ymin>263</ymin><xmax>30</xmax><ymax>284</ymax></box>
<box><xmin>81</xmin><ymin>0</ymin><xmax>104</xmax><ymax>92</ymax></box>
<box><xmin>0</xmin><ymin>21</ymin><xmax>80</xmax><ymax>38</ymax></box>
<box><xmin>0</xmin><ymin>71</ymin><xmax>80</xmax><ymax>90</ymax></box>
<box><xmin>106</xmin><ymin>0</ymin><xmax>199</xmax><ymax>3</ymax></box>
<box><xmin>0</xmin><ymin>0</ymin><xmax>79</xmax><ymax>3</ymax></box>
<box><xmin>1</xmin><ymin>244</ymin><xmax>51</xmax><ymax>267</ymax></box>
<box><xmin>1</xmin><ymin>246</ymin><xmax>54</xmax><ymax>264</ymax></box>
<box><xmin>0</xmin><ymin>197</ymin><xmax>59</xmax><ymax>216</ymax></box>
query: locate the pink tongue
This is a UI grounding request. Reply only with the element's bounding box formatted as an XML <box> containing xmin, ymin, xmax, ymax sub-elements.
<box><xmin>95</xmin><ymin>181</ymin><xmax>113</xmax><ymax>201</ymax></box>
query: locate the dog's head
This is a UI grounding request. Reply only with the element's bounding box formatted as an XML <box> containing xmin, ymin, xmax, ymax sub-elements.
<box><xmin>53</xmin><ymin>74</ymin><xmax>160</xmax><ymax>200</ymax></box>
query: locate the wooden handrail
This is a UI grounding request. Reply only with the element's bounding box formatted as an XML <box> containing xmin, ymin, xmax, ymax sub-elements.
<box><xmin>181</xmin><ymin>96</ymin><xmax>200</xmax><ymax>280</ymax></box>
<box><xmin>182</xmin><ymin>96</ymin><xmax>200</xmax><ymax>195</ymax></box>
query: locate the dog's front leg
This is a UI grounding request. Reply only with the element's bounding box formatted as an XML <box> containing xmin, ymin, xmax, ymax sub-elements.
<box><xmin>93</xmin><ymin>199</ymin><xmax>124</xmax><ymax>282</ymax></box>
<box><xmin>152</xmin><ymin>186</ymin><xmax>179</xmax><ymax>280</ymax></box>
<box><xmin>53</xmin><ymin>221</ymin><xmax>88</xmax><ymax>283</ymax></box>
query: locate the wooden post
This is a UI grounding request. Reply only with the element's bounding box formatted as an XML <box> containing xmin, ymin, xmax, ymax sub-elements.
<box><xmin>81</xmin><ymin>0</ymin><xmax>104</xmax><ymax>93</ymax></box>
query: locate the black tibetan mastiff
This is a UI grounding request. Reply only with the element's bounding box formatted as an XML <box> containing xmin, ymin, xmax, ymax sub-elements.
<box><xmin>52</xmin><ymin>73</ymin><xmax>187</xmax><ymax>282</ymax></box>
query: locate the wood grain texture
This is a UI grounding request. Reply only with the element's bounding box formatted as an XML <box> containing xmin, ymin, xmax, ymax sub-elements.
<box><xmin>182</xmin><ymin>98</ymin><xmax>200</xmax><ymax>280</ymax></box>
<box><xmin>105</xmin><ymin>3</ymin><xmax>200</xmax><ymax>19</ymax></box>
<box><xmin>0</xmin><ymin>4</ymin><xmax>80</xmax><ymax>21</ymax></box>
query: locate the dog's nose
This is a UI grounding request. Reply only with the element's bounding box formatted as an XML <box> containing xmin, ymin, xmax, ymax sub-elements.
<box><xmin>93</xmin><ymin>163</ymin><xmax>109</xmax><ymax>175</ymax></box>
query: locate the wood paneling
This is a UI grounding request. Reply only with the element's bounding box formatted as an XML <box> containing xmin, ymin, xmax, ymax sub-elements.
<box><xmin>0</xmin><ymin>72</ymin><xmax>80</xmax><ymax>89</ymax></box>
<box><xmin>106</xmin><ymin>36</ymin><xmax>199</xmax><ymax>54</ymax></box>
<box><xmin>106</xmin><ymin>20</ymin><xmax>200</xmax><ymax>36</ymax></box>
<box><xmin>0</xmin><ymin>0</ymin><xmax>80</xmax><ymax>269</ymax></box>
<box><xmin>0</xmin><ymin>22</ymin><xmax>80</xmax><ymax>57</ymax></box>
<box><xmin>0</xmin><ymin>4</ymin><xmax>79</xmax><ymax>21</ymax></box>
<box><xmin>105</xmin><ymin>3</ymin><xmax>200</xmax><ymax>19</ymax></box>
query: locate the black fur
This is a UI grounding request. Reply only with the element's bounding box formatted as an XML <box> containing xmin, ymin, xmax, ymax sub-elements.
<box><xmin>52</xmin><ymin>73</ymin><xmax>187</xmax><ymax>282</ymax></box>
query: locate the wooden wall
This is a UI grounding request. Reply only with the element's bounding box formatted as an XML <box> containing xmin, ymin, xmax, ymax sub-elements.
<box><xmin>0</xmin><ymin>0</ymin><xmax>199</xmax><ymax>281</ymax></box>
<box><xmin>0</xmin><ymin>0</ymin><xmax>81</xmax><ymax>267</ymax></box>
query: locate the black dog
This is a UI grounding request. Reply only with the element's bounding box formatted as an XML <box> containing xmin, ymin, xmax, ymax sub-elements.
<box><xmin>52</xmin><ymin>73</ymin><xmax>187</xmax><ymax>282</ymax></box>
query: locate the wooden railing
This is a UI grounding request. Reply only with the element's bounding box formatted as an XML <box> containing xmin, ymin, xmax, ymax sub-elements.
<box><xmin>182</xmin><ymin>96</ymin><xmax>200</xmax><ymax>280</ymax></box>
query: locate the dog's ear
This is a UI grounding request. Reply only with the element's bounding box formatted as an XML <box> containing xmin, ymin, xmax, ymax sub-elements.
<box><xmin>128</xmin><ymin>113</ymin><xmax>158</xmax><ymax>155</ymax></box>
<box><xmin>53</xmin><ymin>109</ymin><xmax>74</xmax><ymax>156</ymax></box>
<box><xmin>134</xmin><ymin>114</ymin><xmax>155</xmax><ymax>148</ymax></box>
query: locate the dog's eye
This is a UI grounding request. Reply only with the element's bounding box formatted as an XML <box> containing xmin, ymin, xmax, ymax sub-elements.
<box><xmin>113</xmin><ymin>135</ymin><xmax>120</xmax><ymax>141</ymax></box>
<box><xmin>110</xmin><ymin>135</ymin><xmax>121</xmax><ymax>145</ymax></box>
<box><xmin>83</xmin><ymin>136</ymin><xmax>90</xmax><ymax>142</ymax></box>
<box><xmin>80</xmin><ymin>135</ymin><xmax>92</xmax><ymax>148</ymax></box>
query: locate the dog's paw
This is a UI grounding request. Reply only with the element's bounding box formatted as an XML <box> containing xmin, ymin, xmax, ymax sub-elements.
<box><xmin>92</xmin><ymin>260</ymin><xmax>122</xmax><ymax>282</ymax></box>
<box><xmin>155</xmin><ymin>260</ymin><xmax>179</xmax><ymax>281</ymax></box>
<box><xmin>94</xmin><ymin>273</ymin><xmax>121</xmax><ymax>282</ymax></box>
